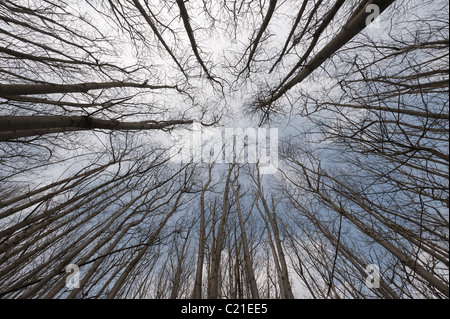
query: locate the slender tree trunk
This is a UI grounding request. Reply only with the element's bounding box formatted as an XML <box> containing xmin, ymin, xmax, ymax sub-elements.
<box><xmin>241</xmin><ymin>0</ymin><xmax>278</xmax><ymax>74</ymax></box>
<box><xmin>254</xmin><ymin>166</ymin><xmax>294</xmax><ymax>299</ymax></box>
<box><xmin>131</xmin><ymin>0</ymin><xmax>188</xmax><ymax>78</ymax></box>
<box><xmin>65</xmin><ymin>190</ymin><xmax>166</xmax><ymax>298</ymax></box>
<box><xmin>0</xmin><ymin>116</ymin><xmax>193</xmax><ymax>141</ymax></box>
<box><xmin>287</xmin><ymin>194</ymin><xmax>400</xmax><ymax>299</ymax></box>
<box><xmin>175</xmin><ymin>0</ymin><xmax>215</xmax><ymax>81</ymax></box>
<box><xmin>192</xmin><ymin>165</ymin><xmax>213</xmax><ymax>298</ymax></box>
<box><xmin>300</xmin><ymin>165</ymin><xmax>449</xmax><ymax>298</ymax></box>
<box><xmin>17</xmin><ymin>197</ymin><xmax>133</xmax><ymax>299</ymax></box>
<box><xmin>231</xmin><ymin>181</ymin><xmax>260</xmax><ymax>298</ymax></box>
<box><xmin>0</xmin><ymin>81</ymin><xmax>175</xmax><ymax>96</ymax></box>
<box><xmin>260</xmin><ymin>0</ymin><xmax>397</xmax><ymax>107</ymax></box>
<box><xmin>207</xmin><ymin>164</ymin><xmax>234</xmax><ymax>298</ymax></box>
<box><xmin>106</xmin><ymin>191</ymin><xmax>184</xmax><ymax>299</ymax></box>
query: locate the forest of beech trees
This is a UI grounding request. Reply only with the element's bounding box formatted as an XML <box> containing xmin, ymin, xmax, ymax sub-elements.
<box><xmin>0</xmin><ymin>0</ymin><xmax>448</xmax><ymax>299</ymax></box>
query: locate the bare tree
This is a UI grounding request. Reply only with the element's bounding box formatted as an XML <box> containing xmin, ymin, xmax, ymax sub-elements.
<box><xmin>0</xmin><ymin>0</ymin><xmax>447</xmax><ymax>300</ymax></box>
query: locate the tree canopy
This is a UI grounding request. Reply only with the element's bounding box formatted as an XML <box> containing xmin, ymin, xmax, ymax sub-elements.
<box><xmin>0</xmin><ymin>0</ymin><xmax>448</xmax><ymax>299</ymax></box>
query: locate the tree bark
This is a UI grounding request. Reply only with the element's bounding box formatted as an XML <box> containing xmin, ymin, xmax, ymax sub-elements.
<box><xmin>192</xmin><ymin>165</ymin><xmax>213</xmax><ymax>298</ymax></box>
<box><xmin>231</xmin><ymin>180</ymin><xmax>260</xmax><ymax>298</ymax></box>
<box><xmin>260</xmin><ymin>0</ymin><xmax>397</xmax><ymax>108</ymax></box>
<box><xmin>207</xmin><ymin>164</ymin><xmax>234</xmax><ymax>298</ymax></box>
<box><xmin>0</xmin><ymin>81</ymin><xmax>176</xmax><ymax>96</ymax></box>
<box><xmin>106</xmin><ymin>191</ymin><xmax>184</xmax><ymax>299</ymax></box>
<box><xmin>0</xmin><ymin>116</ymin><xmax>193</xmax><ymax>141</ymax></box>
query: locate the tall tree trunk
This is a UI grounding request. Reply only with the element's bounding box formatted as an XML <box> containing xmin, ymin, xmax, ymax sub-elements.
<box><xmin>0</xmin><ymin>81</ymin><xmax>176</xmax><ymax>96</ymax></box>
<box><xmin>106</xmin><ymin>191</ymin><xmax>184</xmax><ymax>299</ymax></box>
<box><xmin>300</xmin><ymin>164</ymin><xmax>449</xmax><ymax>298</ymax></box>
<box><xmin>260</xmin><ymin>0</ymin><xmax>397</xmax><ymax>108</ymax></box>
<box><xmin>192</xmin><ymin>165</ymin><xmax>213</xmax><ymax>298</ymax></box>
<box><xmin>231</xmin><ymin>180</ymin><xmax>260</xmax><ymax>298</ymax></box>
<box><xmin>0</xmin><ymin>116</ymin><xmax>193</xmax><ymax>141</ymax></box>
<box><xmin>207</xmin><ymin>164</ymin><xmax>234</xmax><ymax>298</ymax></box>
<box><xmin>254</xmin><ymin>165</ymin><xmax>294</xmax><ymax>299</ymax></box>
